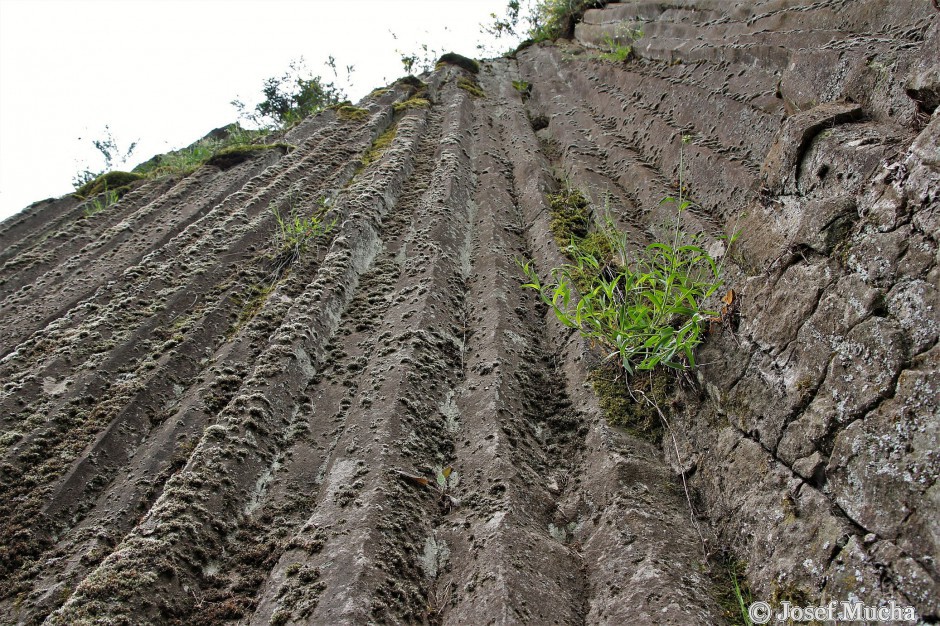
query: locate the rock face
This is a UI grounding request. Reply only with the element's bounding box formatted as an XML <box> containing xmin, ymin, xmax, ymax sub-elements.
<box><xmin>0</xmin><ymin>1</ymin><xmax>936</xmax><ymax>624</ymax></box>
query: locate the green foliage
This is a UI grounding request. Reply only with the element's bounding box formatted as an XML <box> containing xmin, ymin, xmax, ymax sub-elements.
<box><xmin>396</xmin><ymin>41</ymin><xmax>442</xmax><ymax>75</ymax></box>
<box><xmin>482</xmin><ymin>0</ymin><xmax>607</xmax><ymax>49</ymax></box>
<box><xmin>520</xmin><ymin>196</ymin><xmax>729</xmax><ymax>375</ymax></box>
<box><xmin>270</xmin><ymin>197</ymin><xmax>335</xmax><ymax>258</ymax></box>
<box><xmin>512</xmin><ymin>80</ymin><xmax>532</xmax><ymax>97</ymax></box>
<box><xmin>596</xmin><ymin>27</ymin><xmax>643</xmax><ymax>63</ymax></box>
<box><xmin>437</xmin><ymin>52</ymin><xmax>481</xmax><ymax>74</ymax></box>
<box><xmin>72</xmin><ymin>125</ymin><xmax>138</xmax><ymax>190</ymax></box>
<box><xmin>132</xmin><ymin>124</ymin><xmax>273</xmax><ymax>177</ymax></box>
<box><xmin>714</xmin><ymin>559</ymin><xmax>755</xmax><ymax>626</ymax></box>
<box><xmin>83</xmin><ymin>188</ymin><xmax>120</xmax><ymax>218</ymax></box>
<box><xmin>396</xmin><ymin>76</ymin><xmax>427</xmax><ymax>91</ymax></box>
<box><xmin>231</xmin><ymin>58</ymin><xmax>346</xmax><ymax>129</ymax></box>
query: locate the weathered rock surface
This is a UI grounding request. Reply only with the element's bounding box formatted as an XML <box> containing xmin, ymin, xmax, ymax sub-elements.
<box><xmin>0</xmin><ymin>1</ymin><xmax>936</xmax><ymax>624</ymax></box>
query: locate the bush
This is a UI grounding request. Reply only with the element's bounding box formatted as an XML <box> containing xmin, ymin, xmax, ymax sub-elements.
<box><xmin>519</xmin><ymin>196</ymin><xmax>731</xmax><ymax>375</ymax></box>
<box><xmin>231</xmin><ymin>58</ymin><xmax>345</xmax><ymax>129</ymax></box>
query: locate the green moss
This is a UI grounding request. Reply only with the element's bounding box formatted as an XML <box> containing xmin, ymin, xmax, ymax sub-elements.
<box><xmin>361</xmin><ymin>124</ymin><xmax>397</xmax><ymax>168</ymax></box>
<box><xmin>437</xmin><ymin>52</ymin><xmax>480</xmax><ymax>74</ymax></box>
<box><xmin>512</xmin><ymin>80</ymin><xmax>531</xmax><ymax>96</ymax></box>
<box><xmin>396</xmin><ymin>75</ymin><xmax>426</xmax><ymax>91</ymax></box>
<box><xmin>73</xmin><ymin>171</ymin><xmax>145</xmax><ymax>199</ymax></box>
<box><xmin>548</xmin><ymin>186</ymin><xmax>591</xmax><ymax>247</ymax></box>
<box><xmin>205</xmin><ymin>143</ymin><xmax>292</xmax><ymax>170</ymax></box>
<box><xmin>457</xmin><ymin>76</ymin><xmax>485</xmax><ymax>98</ymax></box>
<box><xmin>589</xmin><ymin>364</ymin><xmax>669</xmax><ymax>443</ymax></box>
<box><xmin>334</xmin><ymin>105</ymin><xmax>370</xmax><ymax>121</ymax></box>
<box><xmin>393</xmin><ymin>97</ymin><xmax>430</xmax><ymax>112</ymax></box>
<box><xmin>370</xmin><ymin>88</ymin><xmax>391</xmax><ymax>97</ymax></box>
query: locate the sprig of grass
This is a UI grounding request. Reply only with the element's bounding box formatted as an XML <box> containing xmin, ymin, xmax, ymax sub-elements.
<box><xmin>268</xmin><ymin>196</ymin><xmax>336</xmax><ymax>277</ymax></box>
<box><xmin>83</xmin><ymin>188</ymin><xmax>120</xmax><ymax>218</ymax></box>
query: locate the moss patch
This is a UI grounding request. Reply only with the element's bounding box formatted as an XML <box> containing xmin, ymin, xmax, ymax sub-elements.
<box><xmin>589</xmin><ymin>364</ymin><xmax>669</xmax><ymax>443</ymax></box>
<box><xmin>393</xmin><ymin>97</ymin><xmax>430</xmax><ymax>112</ymax></box>
<box><xmin>73</xmin><ymin>171</ymin><xmax>146</xmax><ymax>199</ymax></box>
<box><xmin>361</xmin><ymin>124</ymin><xmax>398</xmax><ymax>168</ymax></box>
<box><xmin>205</xmin><ymin>144</ymin><xmax>292</xmax><ymax>170</ymax></box>
<box><xmin>437</xmin><ymin>52</ymin><xmax>480</xmax><ymax>74</ymax></box>
<box><xmin>548</xmin><ymin>185</ymin><xmax>591</xmax><ymax>247</ymax></box>
<box><xmin>397</xmin><ymin>75</ymin><xmax>426</xmax><ymax>91</ymax></box>
<box><xmin>457</xmin><ymin>76</ymin><xmax>485</xmax><ymax>98</ymax></box>
<box><xmin>334</xmin><ymin>105</ymin><xmax>370</xmax><ymax>121</ymax></box>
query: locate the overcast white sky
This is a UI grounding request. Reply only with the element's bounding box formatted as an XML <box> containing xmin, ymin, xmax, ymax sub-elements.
<box><xmin>0</xmin><ymin>0</ymin><xmax>514</xmax><ymax>220</ymax></box>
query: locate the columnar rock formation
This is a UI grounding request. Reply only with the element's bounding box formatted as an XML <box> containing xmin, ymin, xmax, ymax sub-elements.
<box><xmin>0</xmin><ymin>1</ymin><xmax>936</xmax><ymax>624</ymax></box>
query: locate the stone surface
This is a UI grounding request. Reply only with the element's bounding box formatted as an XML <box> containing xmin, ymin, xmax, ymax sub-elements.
<box><xmin>0</xmin><ymin>1</ymin><xmax>936</xmax><ymax>624</ymax></box>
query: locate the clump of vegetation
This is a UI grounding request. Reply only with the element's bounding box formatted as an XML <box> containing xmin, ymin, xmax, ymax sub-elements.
<box><xmin>520</xmin><ymin>143</ymin><xmax>734</xmax><ymax>377</ymax></box>
<box><xmin>333</xmin><ymin>104</ymin><xmax>370</xmax><ymax>121</ymax></box>
<box><xmin>548</xmin><ymin>184</ymin><xmax>591</xmax><ymax>244</ymax></box>
<box><xmin>73</xmin><ymin>170</ymin><xmax>145</xmax><ymax>201</ymax></box>
<box><xmin>596</xmin><ymin>27</ymin><xmax>643</xmax><ymax>63</ymax></box>
<box><xmin>360</xmin><ymin>124</ymin><xmax>398</xmax><ymax>168</ymax></box>
<box><xmin>590</xmin><ymin>364</ymin><xmax>669</xmax><ymax>440</ymax></box>
<box><xmin>397</xmin><ymin>76</ymin><xmax>427</xmax><ymax>91</ymax></box>
<box><xmin>713</xmin><ymin>558</ymin><xmax>756</xmax><ymax>626</ymax></box>
<box><xmin>72</xmin><ymin>125</ymin><xmax>138</xmax><ymax>190</ymax></box>
<box><xmin>130</xmin><ymin>126</ymin><xmax>285</xmax><ymax>177</ymax></box>
<box><xmin>520</xmin><ymin>202</ymin><xmax>727</xmax><ymax>374</ymax></box>
<box><xmin>437</xmin><ymin>52</ymin><xmax>480</xmax><ymax>74</ymax></box>
<box><xmin>231</xmin><ymin>57</ymin><xmax>348</xmax><ymax>129</ymax></box>
<box><xmin>457</xmin><ymin>76</ymin><xmax>485</xmax><ymax>98</ymax></box>
<box><xmin>82</xmin><ymin>189</ymin><xmax>120</xmax><ymax>218</ymax></box>
<box><xmin>482</xmin><ymin>0</ymin><xmax>608</xmax><ymax>49</ymax></box>
<box><xmin>271</xmin><ymin>197</ymin><xmax>335</xmax><ymax>264</ymax></box>
<box><xmin>512</xmin><ymin>80</ymin><xmax>532</xmax><ymax>99</ymax></box>
<box><xmin>393</xmin><ymin>97</ymin><xmax>431</xmax><ymax>112</ymax></box>
<box><xmin>205</xmin><ymin>143</ymin><xmax>292</xmax><ymax>170</ymax></box>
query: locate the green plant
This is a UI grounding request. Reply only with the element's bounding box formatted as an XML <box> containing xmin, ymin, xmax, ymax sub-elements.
<box><xmin>231</xmin><ymin>58</ymin><xmax>346</xmax><ymax>130</ymax></box>
<box><xmin>360</xmin><ymin>124</ymin><xmax>398</xmax><ymax>168</ymax></box>
<box><xmin>521</xmin><ymin>137</ymin><xmax>735</xmax><ymax>375</ymax></box>
<box><xmin>512</xmin><ymin>80</ymin><xmax>532</xmax><ymax>97</ymax></box>
<box><xmin>72</xmin><ymin>125</ymin><xmax>138</xmax><ymax>190</ymax></box>
<box><xmin>596</xmin><ymin>27</ymin><xmax>643</xmax><ymax>62</ymax></box>
<box><xmin>270</xmin><ymin>197</ymin><xmax>335</xmax><ymax>264</ymax></box>
<box><xmin>520</xmin><ymin>208</ymin><xmax>725</xmax><ymax>374</ymax></box>
<box><xmin>482</xmin><ymin>0</ymin><xmax>606</xmax><ymax>48</ymax></box>
<box><xmin>83</xmin><ymin>188</ymin><xmax>119</xmax><ymax>218</ymax></box>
